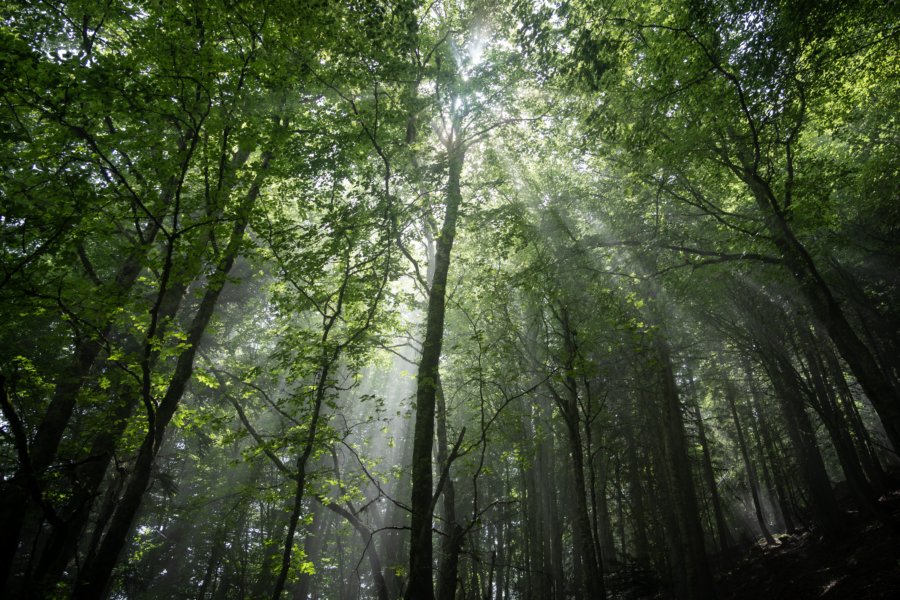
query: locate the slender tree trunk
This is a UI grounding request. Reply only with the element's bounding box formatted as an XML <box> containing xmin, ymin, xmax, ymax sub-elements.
<box><xmin>744</xmin><ymin>361</ymin><xmax>796</xmax><ymax>533</ymax></box>
<box><xmin>406</xmin><ymin>146</ymin><xmax>465</xmax><ymax>600</ymax></box>
<box><xmin>270</xmin><ymin>361</ymin><xmax>331</xmax><ymax>600</ymax></box>
<box><xmin>555</xmin><ymin>308</ymin><xmax>605</xmax><ymax>600</ymax></box>
<box><xmin>586</xmin><ymin>407</ymin><xmax>617</xmax><ymax>569</ymax></box>
<box><xmin>766</xmin><ymin>358</ymin><xmax>846</xmax><ymax>538</ymax></box>
<box><xmin>436</xmin><ymin>377</ymin><xmax>464</xmax><ymax>600</ymax></box>
<box><xmin>494</xmin><ymin>493</ymin><xmax>507</xmax><ymax>600</ymax></box>
<box><xmin>0</xmin><ymin>224</ymin><xmax>164</xmax><ymax>590</ymax></box>
<box><xmin>380</xmin><ymin>404</ymin><xmax>414</xmax><ymax>599</ymax></box>
<box><xmin>745</xmin><ymin>398</ymin><xmax>785</xmax><ymax>532</ymax></box>
<box><xmin>322</xmin><ymin>501</ymin><xmax>389</xmax><ymax>600</ymax></box>
<box><xmin>566</xmin><ymin>428</ymin><xmax>604</xmax><ymax>599</ymax></box>
<box><xmin>521</xmin><ymin>412</ymin><xmax>548</xmax><ymax>600</ymax></box>
<box><xmin>29</xmin><ymin>395</ymin><xmax>136</xmax><ymax>595</ymax></box>
<box><xmin>822</xmin><ymin>344</ymin><xmax>888</xmax><ymax>490</ymax></box>
<box><xmin>692</xmin><ymin>403</ymin><xmax>733</xmax><ymax>552</ymax></box>
<box><xmin>544</xmin><ymin>413</ymin><xmax>566</xmax><ymax>600</ymax></box>
<box><xmin>198</xmin><ymin>524</ymin><xmax>227</xmax><ymax>600</ymax></box>
<box><xmin>655</xmin><ymin>338</ymin><xmax>715</xmax><ymax>600</ymax></box>
<box><xmin>725</xmin><ymin>382</ymin><xmax>775</xmax><ymax>545</ymax></box>
<box><xmin>73</xmin><ymin>172</ymin><xmax>262</xmax><ymax>599</ymax></box>
<box><xmin>536</xmin><ymin>421</ymin><xmax>555</xmax><ymax>598</ymax></box>
<box><xmin>549</xmin><ymin>461</ymin><xmax>566</xmax><ymax>600</ymax></box>
<box><xmin>30</xmin><ymin>278</ymin><xmax>193</xmax><ymax>594</ymax></box>
<box><xmin>626</xmin><ymin>432</ymin><xmax>651</xmax><ymax>568</ymax></box>
<box><xmin>614</xmin><ymin>456</ymin><xmax>626</xmax><ymax>564</ymax></box>
<box><xmin>798</xmin><ymin>341</ymin><xmax>889</xmax><ymax>522</ymax></box>
<box><xmin>485</xmin><ymin>550</ymin><xmax>496</xmax><ymax>600</ymax></box>
<box><xmin>747</xmin><ymin>176</ymin><xmax>900</xmax><ymax>452</ymax></box>
<box><xmin>645</xmin><ymin>402</ymin><xmax>682</xmax><ymax>591</ymax></box>
<box><xmin>293</xmin><ymin>500</ymin><xmax>327</xmax><ymax>600</ymax></box>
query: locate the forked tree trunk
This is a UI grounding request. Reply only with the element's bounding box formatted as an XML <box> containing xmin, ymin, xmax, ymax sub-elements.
<box><xmin>271</xmin><ymin>362</ymin><xmax>329</xmax><ymax>600</ymax></box>
<box><xmin>0</xmin><ymin>220</ymin><xmax>164</xmax><ymax>591</ymax></box>
<box><xmin>323</xmin><ymin>501</ymin><xmax>389</xmax><ymax>600</ymax></box>
<box><xmin>798</xmin><ymin>340</ymin><xmax>889</xmax><ymax>523</ymax></box>
<box><xmin>30</xmin><ymin>278</ymin><xmax>193</xmax><ymax>595</ymax></box>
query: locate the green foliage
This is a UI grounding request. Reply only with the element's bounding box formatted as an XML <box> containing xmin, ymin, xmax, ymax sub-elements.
<box><xmin>1</xmin><ymin>1</ymin><xmax>897</xmax><ymax>598</ymax></box>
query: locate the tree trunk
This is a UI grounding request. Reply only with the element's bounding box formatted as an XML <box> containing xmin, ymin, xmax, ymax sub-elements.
<box><xmin>744</xmin><ymin>361</ymin><xmax>796</xmax><ymax>533</ymax></box>
<box><xmin>797</xmin><ymin>337</ymin><xmax>890</xmax><ymax>523</ymax></box>
<box><xmin>271</xmin><ymin>391</ymin><xmax>324</xmax><ymax>600</ymax></box>
<box><xmin>436</xmin><ymin>376</ymin><xmax>463</xmax><ymax>600</ymax></box>
<box><xmin>29</xmin><ymin>277</ymin><xmax>192</xmax><ymax>594</ymax></box>
<box><xmin>822</xmin><ymin>344</ymin><xmax>888</xmax><ymax>490</ymax></box>
<box><xmin>655</xmin><ymin>338</ymin><xmax>715</xmax><ymax>600</ymax></box>
<box><xmin>29</xmin><ymin>390</ymin><xmax>138</xmax><ymax>595</ymax></box>
<box><xmin>586</xmin><ymin>404</ymin><xmax>617</xmax><ymax>569</ymax></box>
<box><xmin>626</xmin><ymin>431</ymin><xmax>651</xmax><ymax>568</ymax></box>
<box><xmin>692</xmin><ymin>402</ymin><xmax>733</xmax><ymax>552</ymax></box>
<box><xmin>555</xmin><ymin>308</ymin><xmax>605</xmax><ymax>600</ymax></box>
<box><xmin>725</xmin><ymin>382</ymin><xmax>775</xmax><ymax>545</ymax></box>
<box><xmin>73</xmin><ymin>173</ymin><xmax>261</xmax><ymax>599</ymax></box>
<box><xmin>747</xmin><ymin>175</ymin><xmax>900</xmax><ymax>452</ymax></box>
<box><xmin>766</xmin><ymin>357</ymin><xmax>846</xmax><ymax>538</ymax></box>
<box><xmin>322</xmin><ymin>501</ymin><xmax>389</xmax><ymax>600</ymax></box>
<box><xmin>407</xmin><ymin>146</ymin><xmax>465</xmax><ymax>600</ymax></box>
<box><xmin>0</xmin><ymin>223</ymin><xmax>164</xmax><ymax>591</ymax></box>
<box><xmin>544</xmin><ymin>406</ymin><xmax>566</xmax><ymax>600</ymax></box>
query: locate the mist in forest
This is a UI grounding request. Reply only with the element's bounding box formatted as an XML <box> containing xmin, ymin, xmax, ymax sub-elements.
<box><xmin>1</xmin><ymin>1</ymin><xmax>899</xmax><ymax>599</ymax></box>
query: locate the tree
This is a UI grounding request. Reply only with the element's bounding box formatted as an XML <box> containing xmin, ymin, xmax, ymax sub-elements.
<box><xmin>556</xmin><ymin>0</ymin><xmax>900</xmax><ymax>449</ymax></box>
<box><xmin>2</xmin><ymin>1</ymin><xmax>898</xmax><ymax>599</ymax></box>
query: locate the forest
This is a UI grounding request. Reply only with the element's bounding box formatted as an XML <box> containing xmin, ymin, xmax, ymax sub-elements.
<box><xmin>1</xmin><ymin>0</ymin><xmax>898</xmax><ymax>599</ymax></box>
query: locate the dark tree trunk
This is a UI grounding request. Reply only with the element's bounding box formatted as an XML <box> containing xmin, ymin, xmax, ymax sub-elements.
<box><xmin>565</xmin><ymin>414</ymin><xmax>604</xmax><ymax>600</ymax></box>
<box><xmin>692</xmin><ymin>402</ymin><xmax>733</xmax><ymax>552</ymax></box>
<box><xmin>796</xmin><ymin>336</ymin><xmax>890</xmax><ymax>523</ymax></box>
<box><xmin>746</xmin><ymin>175</ymin><xmax>900</xmax><ymax>452</ymax></box>
<box><xmin>554</xmin><ymin>308</ymin><xmax>605</xmax><ymax>600</ymax></box>
<box><xmin>626</xmin><ymin>432</ymin><xmax>651</xmax><ymax>568</ymax></box>
<box><xmin>745</xmin><ymin>396</ymin><xmax>787</xmax><ymax>532</ymax></box>
<box><xmin>725</xmin><ymin>382</ymin><xmax>775</xmax><ymax>545</ymax></box>
<box><xmin>0</xmin><ymin>223</ymin><xmax>163</xmax><ymax>591</ymax></box>
<box><xmin>29</xmin><ymin>391</ymin><xmax>138</xmax><ymax>595</ymax></box>
<box><xmin>407</xmin><ymin>147</ymin><xmax>465</xmax><ymax>600</ymax></box>
<box><xmin>544</xmin><ymin>407</ymin><xmax>566</xmax><ymax>600</ymax></box>
<box><xmin>271</xmin><ymin>370</ymin><xmax>328</xmax><ymax>600</ymax></box>
<box><xmin>744</xmin><ymin>361</ymin><xmax>796</xmax><ymax>533</ymax></box>
<box><xmin>822</xmin><ymin>342</ymin><xmax>888</xmax><ymax>492</ymax></box>
<box><xmin>766</xmin><ymin>358</ymin><xmax>847</xmax><ymax>538</ymax></box>
<box><xmin>586</xmin><ymin>404</ymin><xmax>617</xmax><ymax>569</ymax></box>
<box><xmin>436</xmin><ymin>377</ymin><xmax>463</xmax><ymax>600</ymax></box>
<box><xmin>323</xmin><ymin>501</ymin><xmax>389</xmax><ymax>600</ymax></box>
<box><xmin>29</xmin><ymin>280</ymin><xmax>191</xmax><ymax>595</ymax></box>
<box><xmin>655</xmin><ymin>338</ymin><xmax>715</xmax><ymax>600</ymax></box>
<box><xmin>294</xmin><ymin>500</ymin><xmax>327</xmax><ymax>600</ymax></box>
<box><xmin>198</xmin><ymin>524</ymin><xmax>227</xmax><ymax>600</ymax></box>
<box><xmin>73</xmin><ymin>177</ymin><xmax>261</xmax><ymax>600</ymax></box>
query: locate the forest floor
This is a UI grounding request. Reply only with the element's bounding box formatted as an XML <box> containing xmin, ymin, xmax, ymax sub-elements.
<box><xmin>714</xmin><ymin>487</ymin><xmax>900</xmax><ymax>600</ymax></box>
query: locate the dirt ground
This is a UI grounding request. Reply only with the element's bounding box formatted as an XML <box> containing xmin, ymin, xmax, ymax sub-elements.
<box><xmin>715</xmin><ymin>489</ymin><xmax>900</xmax><ymax>600</ymax></box>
